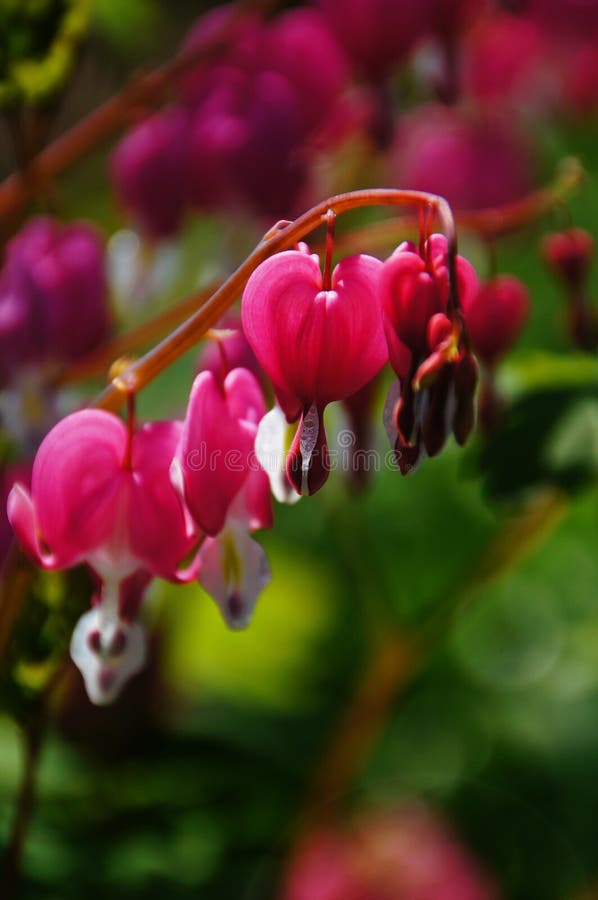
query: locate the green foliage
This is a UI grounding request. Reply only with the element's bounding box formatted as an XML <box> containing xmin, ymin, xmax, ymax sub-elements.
<box><xmin>0</xmin><ymin>0</ymin><xmax>90</xmax><ymax>108</ymax></box>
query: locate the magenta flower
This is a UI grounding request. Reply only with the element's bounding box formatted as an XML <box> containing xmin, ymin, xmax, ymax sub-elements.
<box><xmin>0</xmin><ymin>217</ymin><xmax>109</xmax><ymax>383</ymax></box>
<box><xmin>242</xmin><ymin>247</ymin><xmax>386</xmax><ymax>494</ymax></box>
<box><xmin>111</xmin><ymin>108</ymin><xmax>191</xmax><ymax>240</ymax></box>
<box><xmin>7</xmin><ymin>409</ymin><xmax>198</xmax><ymax>703</ymax></box>
<box><xmin>173</xmin><ymin>366</ymin><xmax>271</xmax><ymax>537</ymax></box>
<box><xmin>380</xmin><ymin>234</ymin><xmax>478</xmax><ymax>472</ymax></box>
<box><xmin>462</xmin><ymin>276</ymin><xmax>530</xmax><ymax>369</ymax></box>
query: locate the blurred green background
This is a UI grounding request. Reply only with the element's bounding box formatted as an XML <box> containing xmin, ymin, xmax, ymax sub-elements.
<box><xmin>3</xmin><ymin>2</ymin><xmax>598</xmax><ymax>898</ymax></box>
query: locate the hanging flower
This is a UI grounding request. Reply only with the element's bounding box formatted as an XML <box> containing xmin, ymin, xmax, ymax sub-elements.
<box><xmin>242</xmin><ymin>246</ymin><xmax>387</xmax><ymax>493</ymax></box>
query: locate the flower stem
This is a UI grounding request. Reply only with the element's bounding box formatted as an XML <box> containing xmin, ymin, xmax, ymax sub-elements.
<box><xmin>322</xmin><ymin>209</ymin><xmax>336</xmax><ymax>291</ymax></box>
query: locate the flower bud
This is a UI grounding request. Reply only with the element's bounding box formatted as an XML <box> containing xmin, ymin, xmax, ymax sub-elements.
<box><xmin>542</xmin><ymin>228</ymin><xmax>594</xmax><ymax>289</ymax></box>
<box><xmin>461</xmin><ymin>275</ymin><xmax>530</xmax><ymax>368</ymax></box>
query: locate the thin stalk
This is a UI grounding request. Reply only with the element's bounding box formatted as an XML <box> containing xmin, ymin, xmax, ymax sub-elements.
<box><xmin>48</xmin><ymin>160</ymin><xmax>583</xmax><ymax>390</ymax></box>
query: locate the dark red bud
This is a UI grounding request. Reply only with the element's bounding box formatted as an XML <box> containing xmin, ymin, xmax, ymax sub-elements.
<box><xmin>542</xmin><ymin>228</ymin><xmax>594</xmax><ymax>289</ymax></box>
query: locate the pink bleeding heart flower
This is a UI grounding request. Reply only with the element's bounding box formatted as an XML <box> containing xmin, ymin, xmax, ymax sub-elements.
<box><xmin>173</xmin><ymin>366</ymin><xmax>271</xmax><ymax>537</ymax></box>
<box><xmin>7</xmin><ymin>409</ymin><xmax>198</xmax><ymax>703</ymax></box>
<box><xmin>380</xmin><ymin>234</ymin><xmax>479</xmax><ymax>472</ymax></box>
<box><xmin>242</xmin><ymin>246</ymin><xmax>387</xmax><ymax>494</ymax></box>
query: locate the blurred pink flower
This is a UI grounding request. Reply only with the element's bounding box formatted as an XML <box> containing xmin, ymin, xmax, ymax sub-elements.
<box><xmin>0</xmin><ymin>217</ymin><xmax>109</xmax><ymax>382</ymax></box>
<box><xmin>111</xmin><ymin>108</ymin><xmax>191</xmax><ymax>239</ymax></box>
<box><xmin>391</xmin><ymin>105</ymin><xmax>531</xmax><ymax>212</ymax></box>
<box><xmin>281</xmin><ymin>804</ymin><xmax>499</xmax><ymax>900</ymax></box>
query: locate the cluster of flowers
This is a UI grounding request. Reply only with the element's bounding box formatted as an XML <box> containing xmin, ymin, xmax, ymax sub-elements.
<box><xmin>111</xmin><ymin>4</ymin><xmax>350</xmax><ymax>236</ymax></box>
<box><xmin>5</xmin><ymin>222</ymin><xmax>540</xmax><ymax>704</ymax></box>
<box><xmin>110</xmin><ymin>0</ymin><xmax>598</xmax><ymax>244</ymax></box>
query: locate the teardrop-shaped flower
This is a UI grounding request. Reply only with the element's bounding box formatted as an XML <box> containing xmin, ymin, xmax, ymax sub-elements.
<box><xmin>8</xmin><ymin>409</ymin><xmax>197</xmax><ymax>581</ymax></box>
<box><xmin>243</xmin><ymin>247</ymin><xmax>386</xmax><ymax>420</ymax></box>
<box><xmin>242</xmin><ymin>247</ymin><xmax>386</xmax><ymax>494</ymax></box>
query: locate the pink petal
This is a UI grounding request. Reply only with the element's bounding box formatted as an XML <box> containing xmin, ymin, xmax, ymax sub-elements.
<box><xmin>31</xmin><ymin>410</ymin><xmax>127</xmax><ymax>566</ymax></box>
<box><xmin>178</xmin><ymin>368</ymin><xmax>263</xmax><ymax>535</ymax></box>
<box><xmin>228</xmin><ymin>465</ymin><xmax>274</xmax><ymax>531</ymax></box>
<box><xmin>7</xmin><ymin>482</ymin><xmax>66</xmax><ymax>568</ymax></box>
<box><xmin>129</xmin><ymin>420</ymin><xmax>198</xmax><ymax>577</ymax></box>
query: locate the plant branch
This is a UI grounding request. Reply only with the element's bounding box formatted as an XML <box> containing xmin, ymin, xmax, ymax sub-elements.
<box><xmin>44</xmin><ymin>159</ymin><xmax>579</xmax><ymax>397</ymax></box>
